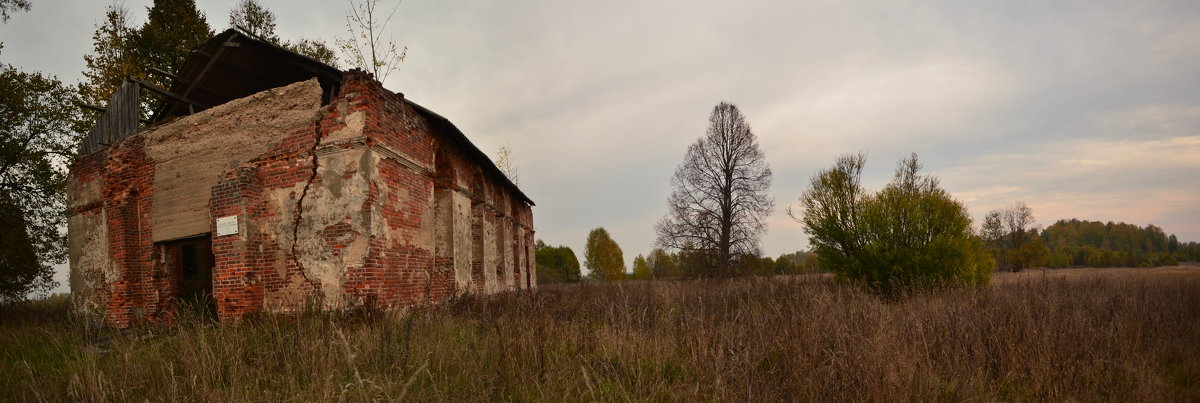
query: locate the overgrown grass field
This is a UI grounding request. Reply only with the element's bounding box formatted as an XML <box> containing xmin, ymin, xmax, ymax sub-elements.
<box><xmin>3</xmin><ymin>268</ymin><xmax>1199</xmax><ymax>401</ymax></box>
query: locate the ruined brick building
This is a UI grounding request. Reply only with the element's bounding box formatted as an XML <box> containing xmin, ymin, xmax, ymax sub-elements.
<box><xmin>68</xmin><ymin>29</ymin><xmax>536</xmax><ymax>327</ymax></box>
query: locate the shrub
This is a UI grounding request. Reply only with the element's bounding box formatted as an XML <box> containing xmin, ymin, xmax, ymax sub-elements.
<box><xmin>792</xmin><ymin>153</ymin><xmax>991</xmax><ymax>292</ymax></box>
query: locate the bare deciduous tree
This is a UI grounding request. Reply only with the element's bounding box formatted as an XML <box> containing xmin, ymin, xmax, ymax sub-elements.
<box><xmin>1003</xmin><ymin>201</ymin><xmax>1035</xmax><ymax>251</ymax></box>
<box><xmin>495</xmin><ymin>143</ymin><xmax>519</xmax><ymax>186</ymax></box>
<box><xmin>982</xmin><ymin>201</ymin><xmax>1037</xmax><ymax>271</ymax></box>
<box><xmin>337</xmin><ymin>0</ymin><xmax>407</xmax><ymax>82</ymax></box>
<box><xmin>980</xmin><ymin>209</ymin><xmax>1009</xmax><ymax>270</ymax></box>
<box><xmin>656</xmin><ymin>102</ymin><xmax>773</xmax><ymax>276</ymax></box>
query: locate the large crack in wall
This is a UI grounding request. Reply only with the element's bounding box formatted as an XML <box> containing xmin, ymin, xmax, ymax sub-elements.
<box><xmin>290</xmin><ymin>111</ymin><xmax>326</xmax><ymax>296</ymax></box>
<box><xmin>271</xmin><ymin>109</ymin><xmax>372</xmax><ymax>307</ymax></box>
<box><xmin>144</xmin><ymin>79</ymin><xmax>323</xmax><ymax>242</ymax></box>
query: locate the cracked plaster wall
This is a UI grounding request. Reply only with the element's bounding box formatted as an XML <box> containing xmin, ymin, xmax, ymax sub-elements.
<box><xmin>145</xmin><ymin>80</ymin><xmax>324</xmax><ymax>242</ymax></box>
<box><xmin>66</xmin><ymin>170</ymin><xmax>112</xmax><ymax>316</ymax></box>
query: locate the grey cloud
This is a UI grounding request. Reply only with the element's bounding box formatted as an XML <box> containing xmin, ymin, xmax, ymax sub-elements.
<box><xmin>2</xmin><ymin>0</ymin><xmax>1197</xmax><ymax>282</ymax></box>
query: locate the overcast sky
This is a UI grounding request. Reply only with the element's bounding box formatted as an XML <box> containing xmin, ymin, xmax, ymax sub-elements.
<box><xmin>3</xmin><ymin>0</ymin><xmax>1199</xmax><ymax>285</ymax></box>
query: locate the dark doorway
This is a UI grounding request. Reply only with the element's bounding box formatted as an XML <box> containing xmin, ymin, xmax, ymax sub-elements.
<box><xmin>167</xmin><ymin>236</ymin><xmax>215</xmax><ymax>318</ymax></box>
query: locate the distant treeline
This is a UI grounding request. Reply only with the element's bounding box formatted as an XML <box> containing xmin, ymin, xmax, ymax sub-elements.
<box><xmin>537</xmin><ymin>219</ymin><xmax>1198</xmax><ymax>284</ymax></box>
<box><xmin>535</xmin><ymin>239</ymin><xmax>822</xmax><ymax>284</ymax></box>
<box><xmin>1039</xmin><ymin>219</ymin><xmax>1199</xmax><ymax>268</ymax></box>
<box><xmin>726</xmin><ymin>250</ymin><xmax>823</xmax><ymax>277</ymax></box>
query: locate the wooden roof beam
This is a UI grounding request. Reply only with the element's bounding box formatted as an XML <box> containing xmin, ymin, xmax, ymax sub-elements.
<box><xmin>148</xmin><ymin>67</ymin><xmax>186</xmax><ymax>84</ymax></box>
<box><xmin>77</xmin><ymin>102</ymin><xmax>106</xmax><ymax>113</ymax></box>
<box><xmin>182</xmin><ymin>32</ymin><xmax>238</xmax><ymax>101</ymax></box>
<box><xmin>126</xmin><ymin>77</ymin><xmax>208</xmax><ymax>110</ymax></box>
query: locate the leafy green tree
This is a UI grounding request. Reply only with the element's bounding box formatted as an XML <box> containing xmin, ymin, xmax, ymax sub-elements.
<box><xmin>980</xmin><ymin>210</ymin><xmax>1008</xmax><ymax>270</ymax></box>
<box><xmin>1144</xmin><ymin>224</ymin><xmax>1168</xmax><ymax>253</ymax></box>
<box><xmin>1003</xmin><ymin>202</ymin><xmax>1035</xmax><ymax>266</ymax></box>
<box><xmin>674</xmin><ymin>243</ymin><xmax>715</xmax><ymax>278</ymax></box>
<box><xmin>0</xmin><ymin>194</ymin><xmax>44</xmax><ymax>302</ymax></box>
<box><xmin>0</xmin><ymin>65</ymin><xmax>79</xmax><ymax>302</ymax></box>
<box><xmin>585</xmin><ymin>228</ymin><xmax>625</xmax><ymax>281</ymax></box>
<box><xmin>646</xmin><ymin>248</ymin><xmax>678</xmax><ymax>278</ymax></box>
<box><xmin>534</xmin><ymin>240</ymin><xmax>580</xmax><ymax>283</ymax></box>
<box><xmin>82</xmin><ymin>0</ymin><xmax>339</xmax><ymax>117</ymax></box>
<box><xmin>792</xmin><ymin>153</ymin><xmax>991</xmax><ymax>292</ymax></box>
<box><xmin>630</xmin><ymin>254</ymin><xmax>652</xmax><ymax>280</ymax></box>
<box><xmin>286</xmin><ymin>38</ymin><xmax>340</xmax><ymax>68</ymax></box>
<box><xmin>728</xmin><ymin>254</ymin><xmax>773</xmax><ymax>276</ymax></box>
<box><xmin>79</xmin><ymin>2</ymin><xmax>141</xmax><ymax>110</ymax></box>
<box><xmin>981</xmin><ymin>203</ymin><xmax>1040</xmax><ymax>270</ymax></box>
<box><xmin>1178</xmin><ymin>241</ymin><xmax>1200</xmax><ymax>262</ymax></box>
<box><xmin>1048</xmin><ymin>251</ymin><xmax>1070</xmax><ymax>268</ymax></box>
<box><xmin>777</xmin><ymin>250</ymin><xmax>821</xmax><ymax>273</ymax></box>
<box><xmin>78</xmin><ymin>0</ymin><xmax>211</xmax><ymax>117</ymax></box>
<box><xmin>754</xmin><ymin>256</ymin><xmax>776</xmax><ymax>276</ymax></box>
<box><xmin>132</xmin><ymin>0</ymin><xmax>212</xmax><ymax>92</ymax></box>
<box><xmin>772</xmin><ymin>256</ymin><xmax>796</xmax><ymax>274</ymax></box>
<box><xmin>1015</xmin><ymin>235</ymin><xmax>1051</xmax><ymax>269</ymax></box>
<box><xmin>788</xmin><ymin>153</ymin><xmax>865</xmax><ymax>277</ymax></box>
<box><xmin>229</xmin><ymin>0</ymin><xmax>278</xmax><ymax>42</ymax></box>
<box><xmin>1040</xmin><ymin>218</ymin><xmax>1193</xmax><ymax>268</ymax></box>
<box><xmin>228</xmin><ymin>0</ymin><xmax>339</xmax><ymax>67</ymax></box>
<box><xmin>0</xmin><ymin>0</ymin><xmax>29</xmax><ymax>23</ymax></box>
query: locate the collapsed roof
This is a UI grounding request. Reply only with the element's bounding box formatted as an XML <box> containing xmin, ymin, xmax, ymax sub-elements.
<box><xmin>81</xmin><ymin>28</ymin><xmax>532</xmax><ymax>206</ymax></box>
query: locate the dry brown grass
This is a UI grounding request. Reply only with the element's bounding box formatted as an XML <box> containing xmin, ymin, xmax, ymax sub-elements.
<box><xmin>992</xmin><ymin>264</ymin><xmax>1200</xmax><ymax>284</ymax></box>
<box><xmin>2</xmin><ymin>268</ymin><xmax>1199</xmax><ymax>401</ymax></box>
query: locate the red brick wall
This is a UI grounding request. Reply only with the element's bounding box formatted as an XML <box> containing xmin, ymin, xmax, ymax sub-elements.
<box><xmin>363</xmin><ymin>156</ymin><xmax>444</xmax><ymax>307</ymax></box>
<box><xmin>210</xmin><ymin>165</ymin><xmax>265</xmax><ymax>321</ymax></box>
<box><xmin>99</xmin><ymin>136</ymin><xmax>165</xmax><ymax>327</ymax></box>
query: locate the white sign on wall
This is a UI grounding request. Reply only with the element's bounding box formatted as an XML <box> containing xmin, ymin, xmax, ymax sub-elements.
<box><xmin>215</xmin><ymin>215</ymin><xmax>239</xmax><ymax>237</ymax></box>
